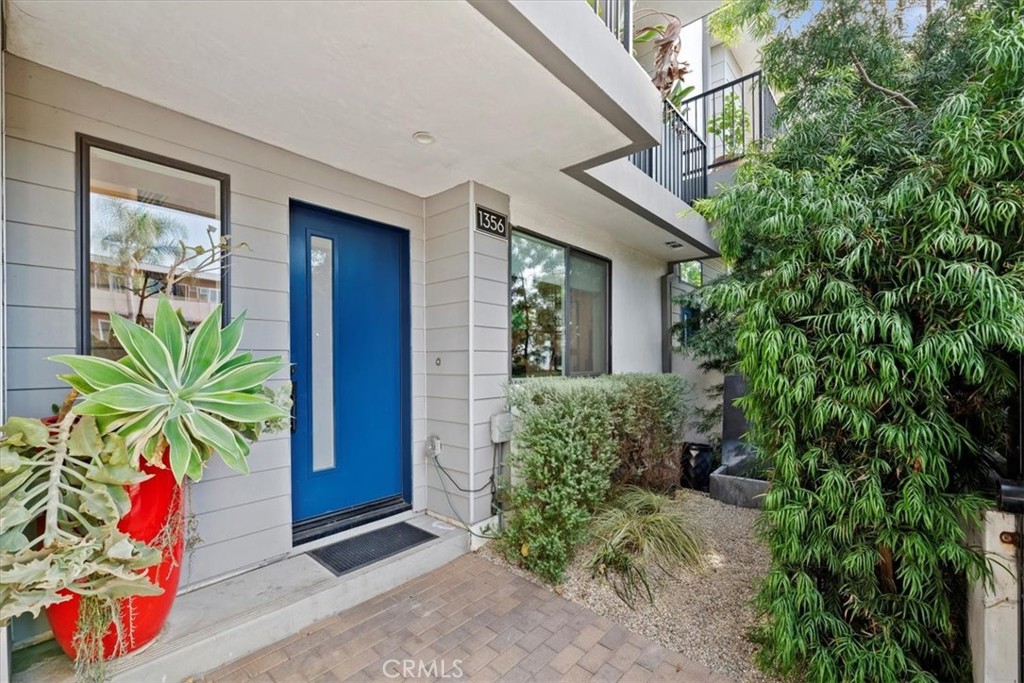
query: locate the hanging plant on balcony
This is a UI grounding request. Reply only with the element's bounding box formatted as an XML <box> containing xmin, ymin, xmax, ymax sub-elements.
<box><xmin>0</xmin><ymin>296</ymin><xmax>289</xmax><ymax>680</ymax></box>
<box><xmin>634</xmin><ymin>10</ymin><xmax>694</xmax><ymax>109</ymax></box>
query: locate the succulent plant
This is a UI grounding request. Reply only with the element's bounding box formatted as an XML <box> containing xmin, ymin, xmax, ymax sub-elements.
<box><xmin>0</xmin><ymin>414</ymin><xmax>162</xmax><ymax>624</ymax></box>
<box><xmin>51</xmin><ymin>297</ymin><xmax>289</xmax><ymax>483</ymax></box>
<box><xmin>1</xmin><ymin>296</ymin><xmax>289</xmax><ymax>666</ymax></box>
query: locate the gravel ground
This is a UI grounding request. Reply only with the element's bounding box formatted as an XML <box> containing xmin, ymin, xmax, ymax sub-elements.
<box><xmin>480</xmin><ymin>489</ymin><xmax>776</xmax><ymax>683</ymax></box>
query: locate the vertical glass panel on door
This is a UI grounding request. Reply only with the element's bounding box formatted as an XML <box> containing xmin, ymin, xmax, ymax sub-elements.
<box><xmin>568</xmin><ymin>252</ymin><xmax>609</xmax><ymax>375</ymax></box>
<box><xmin>510</xmin><ymin>233</ymin><xmax>565</xmax><ymax>378</ymax></box>
<box><xmin>310</xmin><ymin>236</ymin><xmax>336</xmax><ymax>471</ymax></box>
<box><xmin>87</xmin><ymin>146</ymin><xmax>223</xmax><ymax>358</ymax></box>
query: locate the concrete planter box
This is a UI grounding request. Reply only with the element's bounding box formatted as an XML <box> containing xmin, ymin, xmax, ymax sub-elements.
<box><xmin>709</xmin><ymin>461</ymin><xmax>769</xmax><ymax>509</ymax></box>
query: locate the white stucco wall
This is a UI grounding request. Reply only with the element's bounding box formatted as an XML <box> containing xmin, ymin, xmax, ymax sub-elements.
<box><xmin>709</xmin><ymin>43</ymin><xmax>741</xmax><ymax>88</ymax></box>
<box><xmin>511</xmin><ymin>202</ymin><xmax>666</xmax><ymax>374</ymax></box>
<box><xmin>677</xmin><ymin>18</ymin><xmax>706</xmax><ymax>96</ymax></box>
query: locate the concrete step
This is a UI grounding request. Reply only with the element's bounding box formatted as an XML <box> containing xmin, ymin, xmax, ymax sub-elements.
<box><xmin>13</xmin><ymin>515</ymin><xmax>468</xmax><ymax>683</ymax></box>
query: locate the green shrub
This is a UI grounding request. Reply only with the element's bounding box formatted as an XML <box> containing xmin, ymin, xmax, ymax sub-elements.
<box><xmin>590</xmin><ymin>487</ymin><xmax>705</xmax><ymax>607</ymax></box>
<box><xmin>503</xmin><ymin>379</ymin><xmax>619</xmax><ymax>583</ymax></box>
<box><xmin>501</xmin><ymin>374</ymin><xmax>692</xmax><ymax>583</ymax></box>
<box><xmin>703</xmin><ymin>1</ymin><xmax>1024</xmax><ymax>680</ymax></box>
<box><xmin>610</xmin><ymin>374</ymin><xmax>690</xmax><ymax>491</ymax></box>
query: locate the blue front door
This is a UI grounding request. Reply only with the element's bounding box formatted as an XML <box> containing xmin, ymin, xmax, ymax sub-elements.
<box><xmin>289</xmin><ymin>201</ymin><xmax>410</xmax><ymax>523</ymax></box>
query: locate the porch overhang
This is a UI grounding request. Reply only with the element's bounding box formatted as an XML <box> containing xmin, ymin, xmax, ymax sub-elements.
<box><xmin>6</xmin><ymin>0</ymin><xmax>716</xmax><ymax>261</ymax></box>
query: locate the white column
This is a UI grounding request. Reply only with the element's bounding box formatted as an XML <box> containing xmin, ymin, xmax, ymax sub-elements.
<box><xmin>423</xmin><ymin>182</ymin><xmax>510</xmax><ymax>527</ymax></box>
<box><xmin>967</xmin><ymin>511</ymin><xmax>1020</xmax><ymax>683</ymax></box>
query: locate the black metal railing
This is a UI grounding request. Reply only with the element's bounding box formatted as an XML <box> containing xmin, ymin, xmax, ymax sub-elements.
<box><xmin>679</xmin><ymin>71</ymin><xmax>777</xmax><ymax>169</ymax></box>
<box><xmin>590</xmin><ymin>0</ymin><xmax>633</xmax><ymax>52</ymax></box>
<box><xmin>631</xmin><ymin>101</ymin><xmax>708</xmax><ymax>205</ymax></box>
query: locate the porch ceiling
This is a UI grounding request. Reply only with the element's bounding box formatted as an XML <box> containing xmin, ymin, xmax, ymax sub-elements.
<box><xmin>6</xmin><ymin>0</ymin><xmax>710</xmax><ymax>260</ymax></box>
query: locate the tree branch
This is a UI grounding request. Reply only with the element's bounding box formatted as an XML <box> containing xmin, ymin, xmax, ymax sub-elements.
<box><xmin>851</xmin><ymin>53</ymin><xmax>918</xmax><ymax>109</ymax></box>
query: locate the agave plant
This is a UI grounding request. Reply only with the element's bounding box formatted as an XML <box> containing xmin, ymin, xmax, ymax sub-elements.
<box><xmin>52</xmin><ymin>296</ymin><xmax>289</xmax><ymax>483</ymax></box>
<box><xmin>0</xmin><ymin>414</ymin><xmax>162</xmax><ymax>623</ymax></box>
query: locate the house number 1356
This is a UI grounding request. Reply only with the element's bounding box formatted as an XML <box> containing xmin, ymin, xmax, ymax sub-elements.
<box><xmin>475</xmin><ymin>206</ymin><xmax>508</xmax><ymax>240</ymax></box>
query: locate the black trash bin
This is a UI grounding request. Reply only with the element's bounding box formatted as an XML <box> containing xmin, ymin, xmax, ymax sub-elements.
<box><xmin>681</xmin><ymin>442</ymin><xmax>713</xmax><ymax>491</ymax></box>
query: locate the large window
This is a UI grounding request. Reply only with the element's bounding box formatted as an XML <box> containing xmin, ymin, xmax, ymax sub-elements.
<box><xmin>510</xmin><ymin>230</ymin><xmax>610</xmax><ymax>377</ymax></box>
<box><xmin>78</xmin><ymin>136</ymin><xmax>229</xmax><ymax>357</ymax></box>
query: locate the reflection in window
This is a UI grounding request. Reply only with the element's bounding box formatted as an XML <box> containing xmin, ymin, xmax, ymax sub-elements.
<box><xmin>678</xmin><ymin>261</ymin><xmax>703</xmax><ymax>287</ymax></box>
<box><xmin>678</xmin><ymin>305</ymin><xmax>700</xmax><ymax>345</ymax></box>
<box><xmin>511</xmin><ymin>233</ymin><xmax>565</xmax><ymax>377</ymax></box>
<box><xmin>85</xmin><ymin>144</ymin><xmax>226</xmax><ymax>358</ymax></box>
<box><xmin>510</xmin><ymin>231</ymin><xmax>610</xmax><ymax>377</ymax></box>
<box><xmin>568</xmin><ymin>253</ymin><xmax>609</xmax><ymax>376</ymax></box>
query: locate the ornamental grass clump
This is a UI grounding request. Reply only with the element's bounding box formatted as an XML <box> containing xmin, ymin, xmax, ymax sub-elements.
<box><xmin>703</xmin><ymin>1</ymin><xmax>1024</xmax><ymax>680</ymax></box>
<box><xmin>590</xmin><ymin>486</ymin><xmax>704</xmax><ymax>607</ymax></box>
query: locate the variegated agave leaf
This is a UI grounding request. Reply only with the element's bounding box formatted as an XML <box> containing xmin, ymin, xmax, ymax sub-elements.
<box><xmin>0</xmin><ymin>414</ymin><xmax>161</xmax><ymax>625</ymax></box>
<box><xmin>51</xmin><ymin>296</ymin><xmax>289</xmax><ymax>483</ymax></box>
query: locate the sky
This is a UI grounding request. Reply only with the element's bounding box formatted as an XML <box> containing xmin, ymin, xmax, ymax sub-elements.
<box><xmin>781</xmin><ymin>0</ymin><xmax>940</xmax><ymax>35</ymax></box>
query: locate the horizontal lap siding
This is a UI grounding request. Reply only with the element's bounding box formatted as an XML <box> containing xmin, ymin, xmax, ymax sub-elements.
<box><xmin>470</xmin><ymin>183</ymin><xmax>510</xmax><ymax>523</ymax></box>
<box><xmin>3</xmin><ymin>57</ymin><xmax>427</xmax><ymax>605</ymax></box>
<box><xmin>424</xmin><ymin>184</ymin><xmax>471</xmax><ymax>523</ymax></box>
<box><xmin>422</xmin><ymin>182</ymin><xmax>510</xmax><ymax>526</ymax></box>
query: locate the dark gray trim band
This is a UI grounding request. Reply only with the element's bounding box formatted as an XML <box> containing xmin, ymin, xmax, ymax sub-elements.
<box><xmin>468</xmin><ymin>0</ymin><xmax>718</xmax><ymax>258</ymax></box>
<box><xmin>76</xmin><ymin>133</ymin><xmax>232</xmax><ymax>354</ymax></box>
<box><xmin>467</xmin><ymin>0</ymin><xmax>657</xmax><ymax>154</ymax></box>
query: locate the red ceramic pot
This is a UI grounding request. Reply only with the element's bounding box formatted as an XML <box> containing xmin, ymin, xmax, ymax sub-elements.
<box><xmin>45</xmin><ymin>447</ymin><xmax>184</xmax><ymax>660</ymax></box>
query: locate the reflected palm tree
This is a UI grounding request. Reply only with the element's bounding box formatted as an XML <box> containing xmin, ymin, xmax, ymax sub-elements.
<box><xmin>95</xmin><ymin>197</ymin><xmax>187</xmax><ymax>326</ymax></box>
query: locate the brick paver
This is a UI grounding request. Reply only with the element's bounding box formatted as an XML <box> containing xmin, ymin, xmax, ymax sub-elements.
<box><xmin>202</xmin><ymin>553</ymin><xmax>733</xmax><ymax>683</ymax></box>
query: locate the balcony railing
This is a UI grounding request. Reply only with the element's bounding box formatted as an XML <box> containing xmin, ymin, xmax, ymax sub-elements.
<box><xmin>585</xmin><ymin>5</ymin><xmax>776</xmax><ymax>204</ymax></box>
<box><xmin>630</xmin><ymin>101</ymin><xmax>708</xmax><ymax>205</ymax></box>
<box><xmin>590</xmin><ymin>0</ymin><xmax>633</xmax><ymax>52</ymax></box>
<box><xmin>680</xmin><ymin>71</ymin><xmax>777</xmax><ymax>169</ymax></box>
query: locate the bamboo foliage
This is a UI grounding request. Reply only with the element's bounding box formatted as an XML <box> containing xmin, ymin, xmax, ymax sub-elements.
<box><xmin>701</xmin><ymin>0</ymin><xmax>1024</xmax><ymax>680</ymax></box>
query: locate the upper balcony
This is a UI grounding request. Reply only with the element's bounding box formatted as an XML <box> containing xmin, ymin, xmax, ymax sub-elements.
<box><xmin>629</xmin><ymin>101</ymin><xmax>708</xmax><ymax>205</ymax></box>
<box><xmin>680</xmin><ymin>70</ymin><xmax>777</xmax><ymax>175</ymax></box>
<box><xmin>588</xmin><ymin>0</ymin><xmax>635</xmax><ymax>52</ymax></box>
<box><xmin>589</xmin><ymin>1</ymin><xmax>777</xmax><ymax>204</ymax></box>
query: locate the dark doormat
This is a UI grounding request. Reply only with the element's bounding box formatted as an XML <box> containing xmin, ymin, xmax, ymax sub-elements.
<box><xmin>309</xmin><ymin>522</ymin><xmax>438</xmax><ymax>577</ymax></box>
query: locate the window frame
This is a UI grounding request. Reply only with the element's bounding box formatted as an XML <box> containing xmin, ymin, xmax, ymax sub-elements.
<box><xmin>76</xmin><ymin>134</ymin><xmax>232</xmax><ymax>354</ymax></box>
<box><xmin>508</xmin><ymin>227</ymin><xmax>612</xmax><ymax>378</ymax></box>
<box><xmin>676</xmin><ymin>259</ymin><xmax>704</xmax><ymax>287</ymax></box>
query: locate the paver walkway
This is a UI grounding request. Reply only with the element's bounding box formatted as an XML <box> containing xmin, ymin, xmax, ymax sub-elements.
<box><xmin>203</xmin><ymin>553</ymin><xmax>732</xmax><ymax>682</ymax></box>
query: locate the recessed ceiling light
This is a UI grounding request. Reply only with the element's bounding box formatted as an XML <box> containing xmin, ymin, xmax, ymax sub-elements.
<box><xmin>412</xmin><ymin>131</ymin><xmax>435</xmax><ymax>145</ymax></box>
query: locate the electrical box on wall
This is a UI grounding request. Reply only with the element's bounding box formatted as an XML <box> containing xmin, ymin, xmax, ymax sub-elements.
<box><xmin>490</xmin><ymin>412</ymin><xmax>513</xmax><ymax>444</ymax></box>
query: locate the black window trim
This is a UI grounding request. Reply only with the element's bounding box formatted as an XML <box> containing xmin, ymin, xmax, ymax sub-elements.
<box><xmin>76</xmin><ymin>133</ymin><xmax>232</xmax><ymax>354</ymax></box>
<box><xmin>508</xmin><ymin>226</ymin><xmax>613</xmax><ymax>378</ymax></box>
